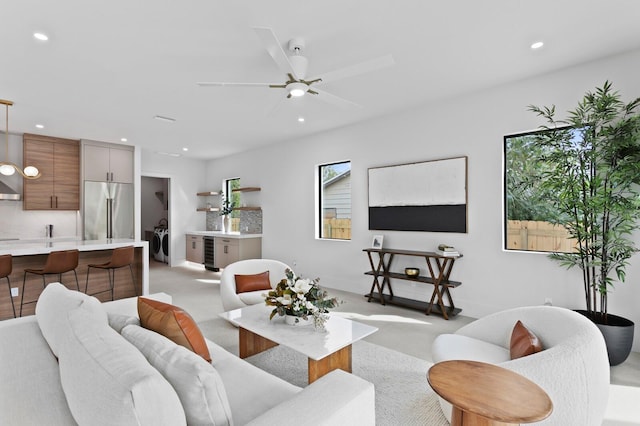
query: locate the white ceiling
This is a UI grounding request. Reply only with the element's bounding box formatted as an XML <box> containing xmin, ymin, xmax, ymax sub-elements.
<box><xmin>3</xmin><ymin>0</ymin><xmax>640</xmax><ymax>159</ymax></box>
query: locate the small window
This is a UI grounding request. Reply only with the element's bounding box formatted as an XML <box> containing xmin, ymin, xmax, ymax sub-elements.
<box><xmin>225</xmin><ymin>178</ymin><xmax>241</xmax><ymax>217</ymax></box>
<box><xmin>223</xmin><ymin>178</ymin><xmax>240</xmax><ymax>232</ymax></box>
<box><xmin>318</xmin><ymin>161</ymin><xmax>351</xmax><ymax>240</ymax></box>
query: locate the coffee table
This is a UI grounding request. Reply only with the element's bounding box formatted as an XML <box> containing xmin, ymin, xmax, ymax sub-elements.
<box><xmin>428</xmin><ymin>360</ymin><xmax>553</xmax><ymax>425</ymax></box>
<box><xmin>220</xmin><ymin>304</ymin><xmax>378</xmax><ymax>383</ymax></box>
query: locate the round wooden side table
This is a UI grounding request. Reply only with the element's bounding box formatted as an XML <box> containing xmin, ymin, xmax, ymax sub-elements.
<box><xmin>427</xmin><ymin>360</ymin><xmax>553</xmax><ymax>426</ymax></box>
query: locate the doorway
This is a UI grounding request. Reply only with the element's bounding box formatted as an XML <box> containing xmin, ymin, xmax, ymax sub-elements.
<box><xmin>141</xmin><ymin>176</ymin><xmax>170</xmax><ymax>265</ymax></box>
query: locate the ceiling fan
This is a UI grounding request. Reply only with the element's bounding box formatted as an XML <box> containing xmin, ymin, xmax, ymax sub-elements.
<box><xmin>197</xmin><ymin>27</ymin><xmax>395</xmax><ymax>109</ymax></box>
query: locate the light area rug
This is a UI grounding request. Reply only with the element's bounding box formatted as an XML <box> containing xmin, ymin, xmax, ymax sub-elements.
<box><xmin>245</xmin><ymin>340</ymin><xmax>448</xmax><ymax>426</ymax></box>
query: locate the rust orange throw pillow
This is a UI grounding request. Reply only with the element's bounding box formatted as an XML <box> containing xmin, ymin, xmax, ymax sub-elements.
<box><xmin>510</xmin><ymin>320</ymin><xmax>543</xmax><ymax>360</ymax></box>
<box><xmin>234</xmin><ymin>271</ymin><xmax>271</xmax><ymax>294</ymax></box>
<box><xmin>137</xmin><ymin>297</ymin><xmax>211</xmax><ymax>362</ymax></box>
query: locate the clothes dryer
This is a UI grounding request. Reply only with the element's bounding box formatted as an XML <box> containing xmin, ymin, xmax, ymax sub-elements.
<box><xmin>153</xmin><ymin>228</ymin><xmax>165</xmax><ymax>262</ymax></box>
<box><xmin>161</xmin><ymin>229</ymin><xmax>169</xmax><ymax>264</ymax></box>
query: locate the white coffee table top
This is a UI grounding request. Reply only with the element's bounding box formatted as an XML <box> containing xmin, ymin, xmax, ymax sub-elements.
<box><xmin>220</xmin><ymin>304</ymin><xmax>378</xmax><ymax>361</ymax></box>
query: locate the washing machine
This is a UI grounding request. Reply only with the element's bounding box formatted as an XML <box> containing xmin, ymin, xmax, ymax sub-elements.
<box><xmin>153</xmin><ymin>228</ymin><xmax>165</xmax><ymax>262</ymax></box>
<box><xmin>161</xmin><ymin>229</ymin><xmax>169</xmax><ymax>264</ymax></box>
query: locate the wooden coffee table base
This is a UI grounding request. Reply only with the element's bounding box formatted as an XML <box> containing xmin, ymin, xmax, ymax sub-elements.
<box><xmin>451</xmin><ymin>407</ymin><xmax>515</xmax><ymax>426</ymax></box>
<box><xmin>239</xmin><ymin>327</ymin><xmax>353</xmax><ymax>383</ymax></box>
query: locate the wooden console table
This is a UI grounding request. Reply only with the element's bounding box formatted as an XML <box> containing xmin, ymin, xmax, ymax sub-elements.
<box><xmin>363</xmin><ymin>248</ymin><xmax>462</xmax><ymax>319</ymax></box>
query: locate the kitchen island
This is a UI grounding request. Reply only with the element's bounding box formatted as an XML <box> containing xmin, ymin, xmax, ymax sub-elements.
<box><xmin>0</xmin><ymin>239</ymin><xmax>148</xmax><ymax>319</ymax></box>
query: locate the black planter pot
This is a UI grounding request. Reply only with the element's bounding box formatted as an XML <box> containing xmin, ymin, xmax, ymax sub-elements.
<box><xmin>576</xmin><ymin>310</ymin><xmax>635</xmax><ymax>366</ymax></box>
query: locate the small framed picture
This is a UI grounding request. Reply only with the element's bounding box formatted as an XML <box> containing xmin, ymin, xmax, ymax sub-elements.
<box><xmin>371</xmin><ymin>235</ymin><xmax>384</xmax><ymax>249</ymax></box>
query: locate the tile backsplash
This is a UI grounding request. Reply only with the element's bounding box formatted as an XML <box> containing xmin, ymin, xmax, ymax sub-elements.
<box><xmin>206</xmin><ymin>210</ymin><xmax>262</xmax><ymax>234</ymax></box>
<box><xmin>0</xmin><ymin>202</ymin><xmax>80</xmax><ymax>239</ymax></box>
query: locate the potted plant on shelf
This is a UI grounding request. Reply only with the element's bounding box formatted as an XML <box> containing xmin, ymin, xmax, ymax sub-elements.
<box><xmin>220</xmin><ymin>195</ymin><xmax>234</xmax><ymax>233</ymax></box>
<box><xmin>528</xmin><ymin>81</ymin><xmax>640</xmax><ymax>365</ymax></box>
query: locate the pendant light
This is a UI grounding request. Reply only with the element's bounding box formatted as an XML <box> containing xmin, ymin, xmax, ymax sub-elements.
<box><xmin>0</xmin><ymin>99</ymin><xmax>40</xmax><ymax>179</ymax></box>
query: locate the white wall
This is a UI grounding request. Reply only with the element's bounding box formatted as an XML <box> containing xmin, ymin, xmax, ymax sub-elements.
<box><xmin>141</xmin><ymin>149</ymin><xmax>208</xmax><ymax>265</ymax></box>
<box><xmin>205</xmin><ymin>48</ymin><xmax>640</xmax><ymax>351</ymax></box>
<box><xmin>0</xmin><ymin>133</ymin><xmax>80</xmax><ymax>239</ymax></box>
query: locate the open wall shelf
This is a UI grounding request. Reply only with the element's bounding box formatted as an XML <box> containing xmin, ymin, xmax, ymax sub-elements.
<box><xmin>196</xmin><ymin>187</ymin><xmax>261</xmax><ymax>211</ymax></box>
<box><xmin>232</xmin><ymin>187</ymin><xmax>261</xmax><ymax>193</ymax></box>
<box><xmin>234</xmin><ymin>207</ymin><xmax>261</xmax><ymax>211</ymax></box>
<box><xmin>197</xmin><ymin>191</ymin><xmax>220</xmax><ymax>211</ymax></box>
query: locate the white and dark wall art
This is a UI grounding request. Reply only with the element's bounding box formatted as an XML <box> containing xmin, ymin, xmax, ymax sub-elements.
<box><xmin>368</xmin><ymin>156</ymin><xmax>467</xmax><ymax>233</ymax></box>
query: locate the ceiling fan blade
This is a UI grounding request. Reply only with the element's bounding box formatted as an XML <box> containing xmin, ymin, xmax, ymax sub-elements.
<box><xmin>311</xmin><ymin>88</ymin><xmax>362</xmax><ymax>109</ymax></box>
<box><xmin>196</xmin><ymin>82</ymin><xmax>273</xmax><ymax>87</ymax></box>
<box><xmin>265</xmin><ymin>95</ymin><xmax>286</xmax><ymax>117</ymax></box>
<box><xmin>253</xmin><ymin>27</ymin><xmax>299</xmax><ymax>79</ymax></box>
<box><xmin>317</xmin><ymin>54</ymin><xmax>395</xmax><ymax>85</ymax></box>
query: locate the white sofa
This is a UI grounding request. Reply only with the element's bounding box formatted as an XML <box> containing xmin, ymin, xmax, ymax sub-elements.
<box><xmin>220</xmin><ymin>259</ymin><xmax>290</xmax><ymax>312</ymax></box>
<box><xmin>431</xmin><ymin>306</ymin><xmax>610</xmax><ymax>425</ymax></box>
<box><xmin>0</xmin><ymin>283</ymin><xmax>375</xmax><ymax>425</ymax></box>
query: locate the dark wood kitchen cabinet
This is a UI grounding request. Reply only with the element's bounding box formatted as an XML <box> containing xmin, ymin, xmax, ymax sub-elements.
<box><xmin>23</xmin><ymin>133</ymin><xmax>80</xmax><ymax>210</ymax></box>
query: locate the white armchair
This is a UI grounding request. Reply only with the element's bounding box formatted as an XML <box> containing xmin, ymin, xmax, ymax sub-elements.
<box><xmin>220</xmin><ymin>259</ymin><xmax>291</xmax><ymax>312</ymax></box>
<box><xmin>431</xmin><ymin>306</ymin><xmax>610</xmax><ymax>425</ymax></box>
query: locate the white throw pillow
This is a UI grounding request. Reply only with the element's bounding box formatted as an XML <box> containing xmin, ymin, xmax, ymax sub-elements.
<box><xmin>59</xmin><ymin>304</ymin><xmax>186</xmax><ymax>426</ymax></box>
<box><xmin>122</xmin><ymin>324</ymin><xmax>234</xmax><ymax>426</ymax></box>
<box><xmin>35</xmin><ymin>282</ymin><xmax>106</xmax><ymax>356</ymax></box>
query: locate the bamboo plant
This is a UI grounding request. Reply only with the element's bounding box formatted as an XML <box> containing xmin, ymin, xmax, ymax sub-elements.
<box><xmin>528</xmin><ymin>81</ymin><xmax>640</xmax><ymax>321</ymax></box>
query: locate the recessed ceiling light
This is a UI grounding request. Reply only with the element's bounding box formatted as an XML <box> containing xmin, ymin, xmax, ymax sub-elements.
<box><xmin>182</xmin><ymin>147</ymin><xmax>188</xmax><ymax>152</ymax></box>
<box><xmin>33</xmin><ymin>32</ymin><xmax>49</xmax><ymax>41</ymax></box>
<box><xmin>120</xmin><ymin>138</ymin><xmax>128</xmax><ymax>142</ymax></box>
<box><xmin>35</xmin><ymin>124</ymin><xmax>44</xmax><ymax>129</ymax></box>
<box><xmin>531</xmin><ymin>41</ymin><xmax>544</xmax><ymax>50</ymax></box>
<box><xmin>298</xmin><ymin>117</ymin><xmax>305</xmax><ymax>122</ymax></box>
<box><xmin>154</xmin><ymin>115</ymin><xmax>176</xmax><ymax>123</ymax></box>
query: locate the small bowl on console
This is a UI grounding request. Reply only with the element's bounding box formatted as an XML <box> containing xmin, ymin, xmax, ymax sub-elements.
<box><xmin>404</xmin><ymin>267</ymin><xmax>420</xmax><ymax>277</ymax></box>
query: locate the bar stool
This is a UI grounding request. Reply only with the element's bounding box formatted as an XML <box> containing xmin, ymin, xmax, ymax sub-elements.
<box><xmin>20</xmin><ymin>249</ymin><xmax>80</xmax><ymax>316</ymax></box>
<box><xmin>0</xmin><ymin>255</ymin><xmax>16</xmax><ymax>318</ymax></box>
<box><xmin>85</xmin><ymin>245</ymin><xmax>136</xmax><ymax>301</ymax></box>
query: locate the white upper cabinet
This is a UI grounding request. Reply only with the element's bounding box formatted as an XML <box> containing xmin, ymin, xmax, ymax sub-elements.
<box><xmin>84</xmin><ymin>143</ymin><xmax>134</xmax><ymax>183</ymax></box>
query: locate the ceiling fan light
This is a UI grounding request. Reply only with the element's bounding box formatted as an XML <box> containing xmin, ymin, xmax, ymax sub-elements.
<box><xmin>0</xmin><ymin>164</ymin><xmax>16</xmax><ymax>176</ymax></box>
<box><xmin>288</xmin><ymin>82</ymin><xmax>307</xmax><ymax>97</ymax></box>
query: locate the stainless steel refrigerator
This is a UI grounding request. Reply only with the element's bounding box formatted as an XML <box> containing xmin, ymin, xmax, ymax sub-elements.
<box><xmin>84</xmin><ymin>181</ymin><xmax>134</xmax><ymax>240</ymax></box>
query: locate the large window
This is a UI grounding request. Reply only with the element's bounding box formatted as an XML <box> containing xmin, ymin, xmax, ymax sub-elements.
<box><xmin>503</xmin><ymin>127</ymin><xmax>580</xmax><ymax>252</ymax></box>
<box><xmin>318</xmin><ymin>161</ymin><xmax>351</xmax><ymax>240</ymax></box>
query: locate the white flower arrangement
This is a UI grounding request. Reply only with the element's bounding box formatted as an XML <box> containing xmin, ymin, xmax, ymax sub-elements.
<box><xmin>264</xmin><ymin>268</ymin><xmax>340</xmax><ymax>330</ymax></box>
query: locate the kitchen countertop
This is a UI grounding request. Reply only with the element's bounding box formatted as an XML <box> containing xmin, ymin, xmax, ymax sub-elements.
<box><xmin>186</xmin><ymin>231</ymin><xmax>262</xmax><ymax>239</ymax></box>
<box><xmin>0</xmin><ymin>239</ymin><xmax>148</xmax><ymax>256</ymax></box>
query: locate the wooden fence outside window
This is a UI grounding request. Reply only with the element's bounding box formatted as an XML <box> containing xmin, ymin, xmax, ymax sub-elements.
<box><xmin>323</xmin><ymin>218</ymin><xmax>351</xmax><ymax>240</ymax></box>
<box><xmin>506</xmin><ymin>220</ymin><xmax>577</xmax><ymax>252</ymax></box>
